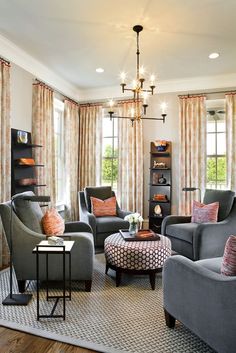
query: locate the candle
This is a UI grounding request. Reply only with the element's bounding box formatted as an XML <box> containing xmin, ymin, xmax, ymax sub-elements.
<box><xmin>109</xmin><ymin>99</ymin><xmax>114</xmax><ymax>108</ymax></box>
<box><xmin>120</xmin><ymin>72</ymin><xmax>126</xmax><ymax>84</ymax></box>
<box><xmin>139</xmin><ymin>66</ymin><xmax>145</xmax><ymax>79</ymax></box>
<box><xmin>161</xmin><ymin>102</ymin><xmax>167</xmax><ymax>114</ymax></box>
<box><xmin>142</xmin><ymin>91</ymin><xmax>148</xmax><ymax>105</ymax></box>
<box><xmin>130</xmin><ymin>107</ymin><xmax>135</xmax><ymax>117</ymax></box>
<box><xmin>132</xmin><ymin>79</ymin><xmax>137</xmax><ymax>89</ymax></box>
<box><xmin>150</xmin><ymin>74</ymin><xmax>155</xmax><ymax>86</ymax></box>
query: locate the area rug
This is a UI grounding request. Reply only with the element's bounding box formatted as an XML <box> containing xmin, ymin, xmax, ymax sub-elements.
<box><xmin>0</xmin><ymin>254</ymin><xmax>214</xmax><ymax>353</ymax></box>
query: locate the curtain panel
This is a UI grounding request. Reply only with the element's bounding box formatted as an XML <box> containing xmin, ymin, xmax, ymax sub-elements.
<box><xmin>117</xmin><ymin>101</ymin><xmax>144</xmax><ymax>215</ymax></box>
<box><xmin>0</xmin><ymin>59</ymin><xmax>11</xmax><ymax>267</ymax></box>
<box><xmin>178</xmin><ymin>95</ymin><xmax>206</xmax><ymax>215</ymax></box>
<box><xmin>64</xmin><ymin>100</ymin><xmax>79</xmax><ymax>220</ymax></box>
<box><xmin>226</xmin><ymin>93</ymin><xmax>236</xmax><ymax>191</ymax></box>
<box><xmin>32</xmin><ymin>83</ymin><xmax>56</xmax><ymax>205</ymax></box>
<box><xmin>78</xmin><ymin>105</ymin><xmax>102</xmax><ymax>190</ymax></box>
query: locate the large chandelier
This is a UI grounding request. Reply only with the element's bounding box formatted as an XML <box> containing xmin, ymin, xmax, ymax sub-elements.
<box><xmin>108</xmin><ymin>25</ymin><xmax>167</xmax><ymax>125</ymax></box>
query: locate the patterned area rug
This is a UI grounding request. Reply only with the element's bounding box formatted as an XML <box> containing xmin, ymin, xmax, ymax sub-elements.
<box><xmin>0</xmin><ymin>254</ymin><xmax>215</xmax><ymax>353</ymax></box>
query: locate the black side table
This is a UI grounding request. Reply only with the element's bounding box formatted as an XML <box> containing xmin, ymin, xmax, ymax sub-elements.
<box><xmin>32</xmin><ymin>240</ymin><xmax>74</xmax><ymax>320</ymax></box>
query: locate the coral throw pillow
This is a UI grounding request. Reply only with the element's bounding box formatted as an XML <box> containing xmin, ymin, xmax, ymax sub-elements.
<box><xmin>42</xmin><ymin>208</ymin><xmax>65</xmax><ymax>235</ymax></box>
<box><xmin>91</xmin><ymin>196</ymin><xmax>117</xmax><ymax>217</ymax></box>
<box><xmin>221</xmin><ymin>235</ymin><xmax>236</xmax><ymax>276</ymax></box>
<box><xmin>191</xmin><ymin>200</ymin><xmax>219</xmax><ymax>223</ymax></box>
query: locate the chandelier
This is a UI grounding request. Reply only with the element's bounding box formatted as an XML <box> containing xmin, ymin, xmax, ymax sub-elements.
<box><xmin>108</xmin><ymin>25</ymin><xmax>167</xmax><ymax>125</ymax></box>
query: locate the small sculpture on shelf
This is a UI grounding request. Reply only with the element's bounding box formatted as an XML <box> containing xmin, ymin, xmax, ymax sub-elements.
<box><xmin>154</xmin><ymin>140</ymin><xmax>167</xmax><ymax>151</ymax></box>
<box><xmin>158</xmin><ymin>174</ymin><xmax>167</xmax><ymax>184</ymax></box>
<box><xmin>153</xmin><ymin>194</ymin><xmax>167</xmax><ymax>202</ymax></box>
<box><xmin>153</xmin><ymin>161</ymin><xmax>166</xmax><ymax>169</ymax></box>
<box><xmin>154</xmin><ymin>204</ymin><xmax>162</xmax><ymax>216</ymax></box>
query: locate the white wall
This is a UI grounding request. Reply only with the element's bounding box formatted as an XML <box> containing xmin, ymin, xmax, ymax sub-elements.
<box><xmin>10</xmin><ymin>63</ymin><xmax>33</xmax><ymax>131</ymax></box>
<box><xmin>143</xmin><ymin>93</ymin><xmax>179</xmax><ymax>218</ymax></box>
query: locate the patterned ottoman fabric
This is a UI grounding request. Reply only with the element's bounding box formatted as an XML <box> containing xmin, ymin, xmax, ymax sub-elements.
<box><xmin>104</xmin><ymin>233</ymin><xmax>171</xmax><ymax>271</ymax></box>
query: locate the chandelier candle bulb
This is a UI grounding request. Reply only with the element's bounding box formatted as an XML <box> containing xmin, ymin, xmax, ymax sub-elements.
<box><xmin>161</xmin><ymin>102</ymin><xmax>167</xmax><ymax>114</ymax></box>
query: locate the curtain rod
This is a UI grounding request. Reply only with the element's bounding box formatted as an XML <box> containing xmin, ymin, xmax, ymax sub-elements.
<box><xmin>0</xmin><ymin>56</ymin><xmax>10</xmax><ymax>65</ymax></box>
<box><xmin>178</xmin><ymin>89</ymin><xmax>236</xmax><ymax>97</ymax></box>
<box><xmin>34</xmin><ymin>78</ymin><xmax>79</xmax><ymax>105</ymax></box>
<box><xmin>79</xmin><ymin>98</ymin><xmax>139</xmax><ymax>107</ymax></box>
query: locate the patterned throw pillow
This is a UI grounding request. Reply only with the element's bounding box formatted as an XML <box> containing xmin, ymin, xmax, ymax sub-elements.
<box><xmin>191</xmin><ymin>200</ymin><xmax>219</xmax><ymax>223</ymax></box>
<box><xmin>221</xmin><ymin>235</ymin><xmax>236</xmax><ymax>276</ymax></box>
<box><xmin>41</xmin><ymin>208</ymin><xmax>65</xmax><ymax>235</ymax></box>
<box><xmin>91</xmin><ymin>196</ymin><xmax>117</xmax><ymax>217</ymax></box>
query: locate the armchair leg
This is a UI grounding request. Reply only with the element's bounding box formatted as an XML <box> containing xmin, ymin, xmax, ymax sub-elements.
<box><xmin>85</xmin><ymin>280</ymin><xmax>92</xmax><ymax>292</ymax></box>
<box><xmin>164</xmin><ymin>309</ymin><xmax>176</xmax><ymax>328</ymax></box>
<box><xmin>17</xmin><ymin>280</ymin><xmax>26</xmax><ymax>293</ymax></box>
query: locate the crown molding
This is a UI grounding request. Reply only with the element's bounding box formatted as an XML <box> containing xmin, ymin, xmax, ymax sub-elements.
<box><xmin>0</xmin><ymin>34</ymin><xmax>81</xmax><ymax>101</ymax></box>
<box><xmin>80</xmin><ymin>73</ymin><xmax>236</xmax><ymax>101</ymax></box>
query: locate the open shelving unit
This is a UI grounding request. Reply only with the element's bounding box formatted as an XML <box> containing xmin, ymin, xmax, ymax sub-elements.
<box><xmin>148</xmin><ymin>141</ymin><xmax>172</xmax><ymax>233</ymax></box>
<box><xmin>11</xmin><ymin>128</ymin><xmax>45</xmax><ymax>196</ymax></box>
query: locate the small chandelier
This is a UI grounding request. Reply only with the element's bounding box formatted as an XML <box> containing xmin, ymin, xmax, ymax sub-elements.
<box><xmin>108</xmin><ymin>25</ymin><xmax>167</xmax><ymax>125</ymax></box>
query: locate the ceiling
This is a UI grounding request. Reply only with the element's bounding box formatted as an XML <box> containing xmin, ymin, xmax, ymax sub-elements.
<box><xmin>0</xmin><ymin>0</ymin><xmax>236</xmax><ymax>90</ymax></box>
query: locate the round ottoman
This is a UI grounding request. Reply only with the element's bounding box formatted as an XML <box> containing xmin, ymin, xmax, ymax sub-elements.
<box><xmin>104</xmin><ymin>232</ymin><xmax>171</xmax><ymax>290</ymax></box>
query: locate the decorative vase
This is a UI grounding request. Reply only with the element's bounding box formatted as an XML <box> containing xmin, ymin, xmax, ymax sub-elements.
<box><xmin>129</xmin><ymin>222</ymin><xmax>139</xmax><ymax>235</ymax></box>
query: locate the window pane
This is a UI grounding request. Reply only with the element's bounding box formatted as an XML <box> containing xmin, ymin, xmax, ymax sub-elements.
<box><xmin>207</xmin><ymin>121</ymin><xmax>215</xmax><ymax>133</ymax></box>
<box><xmin>207</xmin><ymin>134</ymin><xmax>216</xmax><ymax>155</ymax></box>
<box><xmin>113</xmin><ymin>118</ymin><xmax>118</xmax><ymax>136</ymax></box>
<box><xmin>217</xmin><ymin>121</ymin><xmax>225</xmax><ymax>132</ymax></box>
<box><xmin>103</xmin><ymin>118</ymin><xmax>113</xmax><ymax>137</ymax></box>
<box><xmin>217</xmin><ymin>133</ymin><xmax>226</xmax><ymax>155</ymax></box>
<box><xmin>114</xmin><ymin>138</ymin><xmax>118</xmax><ymax>157</ymax></box>
<box><xmin>102</xmin><ymin>158</ymin><xmax>113</xmax><ymax>183</ymax></box>
<box><xmin>207</xmin><ymin>157</ymin><xmax>216</xmax><ymax>183</ymax></box>
<box><xmin>103</xmin><ymin>138</ymin><xmax>113</xmax><ymax>157</ymax></box>
<box><xmin>217</xmin><ymin>157</ymin><xmax>226</xmax><ymax>182</ymax></box>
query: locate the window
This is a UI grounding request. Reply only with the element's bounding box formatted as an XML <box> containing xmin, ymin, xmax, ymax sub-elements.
<box><xmin>206</xmin><ymin>105</ymin><xmax>226</xmax><ymax>189</ymax></box>
<box><xmin>101</xmin><ymin>116</ymin><xmax>118</xmax><ymax>192</ymax></box>
<box><xmin>54</xmin><ymin>98</ymin><xmax>65</xmax><ymax>205</ymax></box>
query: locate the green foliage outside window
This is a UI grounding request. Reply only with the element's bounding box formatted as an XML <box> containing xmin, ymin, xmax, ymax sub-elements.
<box><xmin>102</xmin><ymin>144</ymin><xmax>118</xmax><ymax>182</ymax></box>
<box><xmin>207</xmin><ymin>157</ymin><xmax>226</xmax><ymax>184</ymax></box>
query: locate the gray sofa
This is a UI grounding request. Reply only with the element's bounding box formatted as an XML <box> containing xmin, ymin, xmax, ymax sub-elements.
<box><xmin>0</xmin><ymin>191</ymin><xmax>94</xmax><ymax>292</ymax></box>
<box><xmin>163</xmin><ymin>255</ymin><xmax>236</xmax><ymax>353</ymax></box>
<box><xmin>162</xmin><ymin>189</ymin><xmax>236</xmax><ymax>260</ymax></box>
<box><xmin>78</xmin><ymin>186</ymin><xmax>131</xmax><ymax>247</ymax></box>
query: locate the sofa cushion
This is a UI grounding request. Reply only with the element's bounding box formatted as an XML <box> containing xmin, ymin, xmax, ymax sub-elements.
<box><xmin>96</xmin><ymin>216</ymin><xmax>129</xmax><ymax>234</ymax></box>
<box><xmin>91</xmin><ymin>196</ymin><xmax>117</xmax><ymax>217</ymax></box>
<box><xmin>166</xmin><ymin>223</ymin><xmax>199</xmax><ymax>244</ymax></box>
<box><xmin>203</xmin><ymin>189</ymin><xmax>235</xmax><ymax>221</ymax></box>
<box><xmin>196</xmin><ymin>257</ymin><xmax>222</xmax><ymax>274</ymax></box>
<box><xmin>221</xmin><ymin>235</ymin><xmax>236</xmax><ymax>276</ymax></box>
<box><xmin>84</xmin><ymin>186</ymin><xmax>112</xmax><ymax>212</ymax></box>
<box><xmin>42</xmin><ymin>208</ymin><xmax>65</xmax><ymax>235</ymax></box>
<box><xmin>191</xmin><ymin>200</ymin><xmax>219</xmax><ymax>223</ymax></box>
<box><xmin>13</xmin><ymin>191</ymin><xmax>43</xmax><ymax>233</ymax></box>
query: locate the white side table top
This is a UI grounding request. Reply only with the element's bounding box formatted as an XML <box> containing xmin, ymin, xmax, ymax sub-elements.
<box><xmin>33</xmin><ymin>240</ymin><xmax>74</xmax><ymax>253</ymax></box>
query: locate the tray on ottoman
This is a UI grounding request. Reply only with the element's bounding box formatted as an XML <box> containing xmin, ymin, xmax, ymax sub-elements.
<box><xmin>119</xmin><ymin>229</ymin><xmax>160</xmax><ymax>241</ymax></box>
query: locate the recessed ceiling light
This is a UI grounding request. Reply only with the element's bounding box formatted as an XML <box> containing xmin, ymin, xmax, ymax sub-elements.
<box><xmin>209</xmin><ymin>52</ymin><xmax>219</xmax><ymax>59</ymax></box>
<box><xmin>96</xmin><ymin>68</ymin><xmax>104</xmax><ymax>73</ymax></box>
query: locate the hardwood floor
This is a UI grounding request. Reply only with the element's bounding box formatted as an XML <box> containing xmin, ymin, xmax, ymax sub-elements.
<box><xmin>0</xmin><ymin>326</ymin><xmax>98</xmax><ymax>353</ymax></box>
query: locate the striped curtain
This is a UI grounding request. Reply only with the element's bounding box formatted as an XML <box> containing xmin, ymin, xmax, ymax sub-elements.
<box><xmin>178</xmin><ymin>95</ymin><xmax>206</xmax><ymax>215</ymax></box>
<box><xmin>64</xmin><ymin>99</ymin><xmax>79</xmax><ymax>220</ymax></box>
<box><xmin>32</xmin><ymin>82</ymin><xmax>56</xmax><ymax>205</ymax></box>
<box><xmin>0</xmin><ymin>59</ymin><xmax>11</xmax><ymax>268</ymax></box>
<box><xmin>117</xmin><ymin>101</ymin><xmax>144</xmax><ymax>215</ymax></box>
<box><xmin>78</xmin><ymin>105</ymin><xmax>102</xmax><ymax>190</ymax></box>
<box><xmin>226</xmin><ymin>93</ymin><xmax>236</xmax><ymax>191</ymax></box>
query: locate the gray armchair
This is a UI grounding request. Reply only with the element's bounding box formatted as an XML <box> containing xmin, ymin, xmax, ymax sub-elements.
<box><xmin>78</xmin><ymin>186</ymin><xmax>131</xmax><ymax>247</ymax></box>
<box><xmin>161</xmin><ymin>189</ymin><xmax>236</xmax><ymax>260</ymax></box>
<box><xmin>0</xmin><ymin>191</ymin><xmax>94</xmax><ymax>293</ymax></box>
<box><xmin>163</xmin><ymin>255</ymin><xmax>236</xmax><ymax>353</ymax></box>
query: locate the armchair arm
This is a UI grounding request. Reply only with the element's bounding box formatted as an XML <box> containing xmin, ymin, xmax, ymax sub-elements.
<box><xmin>161</xmin><ymin>215</ymin><xmax>191</xmax><ymax>235</ymax></box>
<box><xmin>163</xmin><ymin>255</ymin><xmax>236</xmax><ymax>353</ymax></box>
<box><xmin>193</xmin><ymin>219</ymin><xmax>234</xmax><ymax>260</ymax></box>
<box><xmin>78</xmin><ymin>191</ymin><xmax>96</xmax><ymax>235</ymax></box>
<box><xmin>117</xmin><ymin>208</ymin><xmax>132</xmax><ymax>219</ymax></box>
<box><xmin>65</xmin><ymin>221</ymin><xmax>92</xmax><ymax>234</ymax></box>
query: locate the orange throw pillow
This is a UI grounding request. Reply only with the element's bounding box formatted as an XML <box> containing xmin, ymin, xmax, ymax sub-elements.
<box><xmin>91</xmin><ymin>196</ymin><xmax>117</xmax><ymax>217</ymax></box>
<box><xmin>42</xmin><ymin>208</ymin><xmax>65</xmax><ymax>235</ymax></box>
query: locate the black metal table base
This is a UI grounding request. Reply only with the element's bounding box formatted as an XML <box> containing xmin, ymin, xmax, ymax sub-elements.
<box><xmin>35</xmin><ymin>244</ymin><xmax>72</xmax><ymax>320</ymax></box>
